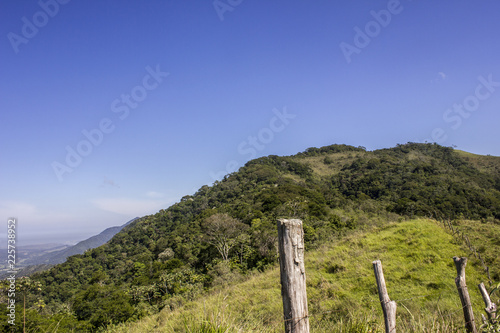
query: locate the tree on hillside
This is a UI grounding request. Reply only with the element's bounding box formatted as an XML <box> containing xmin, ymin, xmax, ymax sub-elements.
<box><xmin>203</xmin><ymin>213</ymin><xmax>248</xmax><ymax>261</ymax></box>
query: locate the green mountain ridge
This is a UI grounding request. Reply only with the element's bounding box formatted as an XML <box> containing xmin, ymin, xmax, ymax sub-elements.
<box><xmin>1</xmin><ymin>142</ymin><xmax>499</xmax><ymax>332</ymax></box>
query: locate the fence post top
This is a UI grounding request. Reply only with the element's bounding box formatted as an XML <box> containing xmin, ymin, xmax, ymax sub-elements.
<box><xmin>453</xmin><ymin>257</ymin><xmax>468</xmax><ymax>278</ymax></box>
<box><xmin>277</xmin><ymin>218</ymin><xmax>303</xmax><ymax>227</ymax></box>
<box><xmin>453</xmin><ymin>256</ymin><xmax>467</xmax><ymax>262</ymax></box>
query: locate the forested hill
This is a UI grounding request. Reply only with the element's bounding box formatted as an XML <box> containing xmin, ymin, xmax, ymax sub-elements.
<box><xmin>5</xmin><ymin>143</ymin><xmax>500</xmax><ymax>331</ymax></box>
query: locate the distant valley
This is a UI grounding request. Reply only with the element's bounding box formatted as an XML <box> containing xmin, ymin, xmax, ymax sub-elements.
<box><xmin>0</xmin><ymin>218</ymin><xmax>138</xmax><ymax>278</ymax></box>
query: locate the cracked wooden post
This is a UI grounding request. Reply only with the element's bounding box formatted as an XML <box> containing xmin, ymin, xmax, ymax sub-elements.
<box><xmin>478</xmin><ymin>282</ymin><xmax>497</xmax><ymax>325</ymax></box>
<box><xmin>453</xmin><ymin>257</ymin><xmax>477</xmax><ymax>333</ymax></box>
<box><xmin>277</xmin><ymin>219</ymin><xmax>310</xmax><ymax>333</ymax></box>
<box><xmin>373</xmin><ymin>260</ymin><xmax>397</xmax><ymax>333</ymax></box>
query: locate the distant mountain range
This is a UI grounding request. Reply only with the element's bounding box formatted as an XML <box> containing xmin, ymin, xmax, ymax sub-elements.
<box><xmin>0</xmin><ymin>218</ymin><xmax>138</xmax><ymax>278</ymax></box>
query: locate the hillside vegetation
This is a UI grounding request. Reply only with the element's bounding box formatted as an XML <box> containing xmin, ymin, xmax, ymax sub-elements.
<box><xmin>1</xmin><ymin>143</ymin><xmax>499</xmax><ymax>332</ymax></box>
<box><xmin>104</xmin><ymin>219</ymin><xmax>487</xmax><ymax>332</ymax></box>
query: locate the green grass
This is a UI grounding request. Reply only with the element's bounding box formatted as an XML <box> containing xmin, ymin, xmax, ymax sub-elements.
<box><xmin>455</xmin><ymin>149</ymin><xmax>500</xmax><ymax>175</ymax></box>
<box><xmin>105</xmin><ymin>219</ymin><xmax>492</xmax><ymax>332</ymax></box>
<box><xmin>305</xmin><ymin>219</ymin><xmax>487</xmax><ymax>332</ymax></box>
<box><xmin>290</xmin><ymin>151</ymin><xmax>365</xmax><ymax>176</ymax></box>
<box><xmin>448</xmin><ymin>219</ymin><xmax>500</xmax><ymax>282</ymax></box>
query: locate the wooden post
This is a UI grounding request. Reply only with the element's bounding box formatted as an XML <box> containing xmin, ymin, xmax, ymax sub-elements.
<box><xmin>486</xmin><ymin>267</ymin><xmax>492</xmax><ymax>286</ymax></box>
<box><xmin>277</xmin><ymin>219</ymin><xmax>310</xmax><ymax>333</ymax></box>
<box><xmin>453</xmin><ymin>257</ymin><xmax>477</xmax><ymax>333</ymax></box>
<box><xmin>478</xmin><ymin>282</ymin><xmax>497</xmax><ymax>324</ymax></box>
<box><xmin>373</xmin><ymin>260</ymin><xmax>397</xmax><ymax>333</ymax></box>
<box><xmin>465</xmin><ymin>235</ymin><xmax>471</xmax><ymax>248</ymax></box>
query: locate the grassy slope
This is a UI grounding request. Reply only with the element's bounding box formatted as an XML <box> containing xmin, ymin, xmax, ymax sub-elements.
<box><xmin>452</xmin><ymin>219</ymin><xmax>500</xmax><ymax>281</ymax></box>
<box><xmin>290</xmin><ymin>151</ymin><xmax>365</xmax><ymax>176</ymax></box>
<box><xmin>105</xmin><ymin>219</ymin><xmax>488</xmax><ymax>332</ymax></box>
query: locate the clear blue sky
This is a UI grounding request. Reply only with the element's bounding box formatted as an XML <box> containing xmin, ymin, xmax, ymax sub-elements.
<box><xmin>1</xmin><ymin>0</ymin><xmax>500</xmax><ymax>245</ymax></box>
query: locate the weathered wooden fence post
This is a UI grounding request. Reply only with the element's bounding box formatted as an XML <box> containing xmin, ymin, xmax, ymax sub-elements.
<box><xmin>453</xmin><ymin>256</ymin><xmax>478</xmax><ymax>333</ymax></box>
<box><xmin>478</xmin><ymin>282</ymin><xmax>497</xmax><ymax>325</ymax></box>
<box><xmin>277</xmin><ymin>219</ymin><xmax>310</xmax><ymax>333</ymax></box>
<box><xmin>373</xmin><ymin>260</ymin><xmax>397</xmax><ymax>333</ymax></box>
